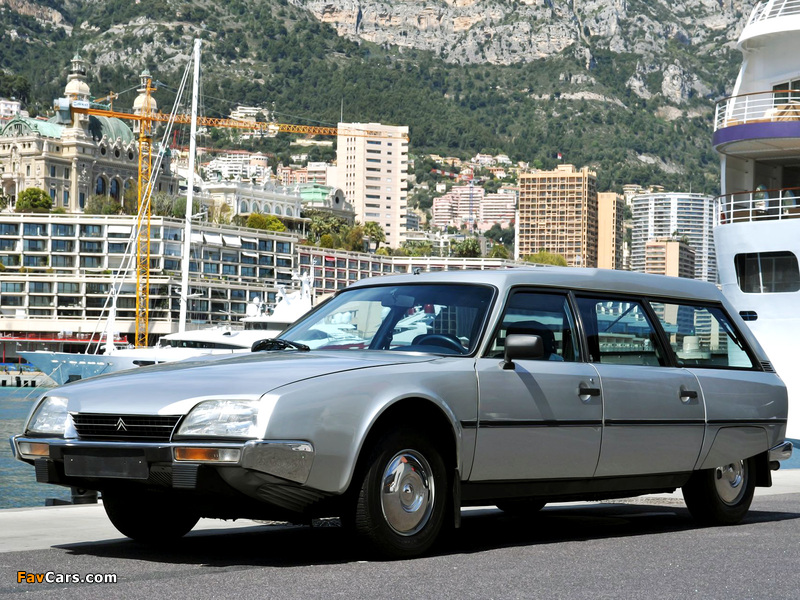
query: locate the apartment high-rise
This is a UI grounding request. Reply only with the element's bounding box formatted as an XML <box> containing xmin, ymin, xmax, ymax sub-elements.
<box><xmin>597</xmin><ymin>191</ymin><xmax>624</xmax><ymax>270</ymax></box>
<box><xmin>334</xmin><ymin>122</ymin><xmax>409</xmax><ymax>249</ymax></box>
<box><xmin>645</xmin><ymin>238</ymin><xmax>696</xmax><ymax>279</ymax></box>
<box><xmin>432</xmin><ymin>185</ymin><xmax>516</xmax><ymax>232</ymax></box>
<box><xmin>630</xmin><ymin>192</ymin><xmax>715</xmax><ymax>282</ymax></box>
<box><xmin>517</xmin><ymin>164</ymin><xmax>598</xmax><ymax>267</ymax></box>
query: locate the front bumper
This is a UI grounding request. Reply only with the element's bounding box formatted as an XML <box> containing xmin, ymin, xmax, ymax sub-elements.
<box><xmin>11</xmin><ymin>435</ymin><xmax>315</xmax><ymax>486</ymax></box>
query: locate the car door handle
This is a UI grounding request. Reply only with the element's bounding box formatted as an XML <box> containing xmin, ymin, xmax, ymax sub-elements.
<box><xmin>680</xmin><ymin>389</ymin><xmax>698</xmax><ymax>403</ymax></box>
<box><xmin>578</xmin><ymin>385</ymin><xmax>601</xmax><ymax>402</ymax></box>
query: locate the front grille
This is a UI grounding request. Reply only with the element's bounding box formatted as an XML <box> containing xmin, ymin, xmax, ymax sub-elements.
<box><xmin>72</xmin><ymin>413</ymin><xmax>182</xmax><ymax>442</ymax></box>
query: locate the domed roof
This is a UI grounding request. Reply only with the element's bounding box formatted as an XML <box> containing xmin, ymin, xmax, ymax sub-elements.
<box><xmin>133</xmin><ymin>93</ymin><xmax>158</xmax><ymax>112</ymax></box>
<box><xmin>2</xmin><ymin>116</ymin><xmax>63</xmax><ymax>139</ymax></box>
<box><xmin>87</xmin><ymin>115</ymin><xmax>136</xmax><ymax>144</ymax></box>
<box><xmin>65</xmin><ymin>78</ymin><xmax>91</xmax><ymax>99</ymax></box>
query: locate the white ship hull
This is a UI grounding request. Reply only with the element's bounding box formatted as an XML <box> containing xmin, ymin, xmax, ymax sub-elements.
<box><xmin>714</xmin><ymin>220</ymin><xmax>800</xmax><ymax>439</ymax></box>
<box><xmin>712</xmin><ymin>0</ymin><xmax>800</xmax><ymax>440</ymax></box>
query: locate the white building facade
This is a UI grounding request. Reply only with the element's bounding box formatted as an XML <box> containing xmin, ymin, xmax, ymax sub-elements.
<box><xmin>333</xmin><ymin>122</ymin><xmax>409</xmax><ymax>249</ymax></box>
<box><xmin>630</xmin><ymin>192</ymin><xmax>716</xmax><ymax>282</ymax></box>
<box><xmin>204</xmin><ymin>152</ymin><xmax>270</xmax><ymax>181</ymax></box>
<box><xmin>0</xmin><ymin>98</ymin><xmax>22</xmax><ymax>118</ymax></box>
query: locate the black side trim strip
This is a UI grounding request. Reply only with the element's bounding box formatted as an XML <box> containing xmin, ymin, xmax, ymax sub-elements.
<box><xmin>478</xmin><ymin>420</ymin><xmax>603</xmax><ymax>428</ymax></box>
<box><xmin>605</xmin><ymin>419</ymin><xmax>706</xmax><ymax>426</ymax></box>
<box><xmin>466</xmin><ymin>418</ymin><xmax>787</xmax><ymax>428</ymax></box>
<box><xmin>707</xmin><ymin>419</ymin><xmax>787</xmax><ymax>426</ymax></box>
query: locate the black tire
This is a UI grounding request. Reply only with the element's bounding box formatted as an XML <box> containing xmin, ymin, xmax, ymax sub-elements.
<box><xmin>682</xmin><ymin>456</ymin><xmax>756</xmax><ymax>525</ymax></box>
<box><xmin>102</xmin><ymin>488</ymin><xmax>200</xmax><ymax>543</ymax></box>
<box><xmin>495</xmin><ymin>498</ymin><xmax>547</xmax><ymax>516</ymax></box>
<box><xmin>352</xmin><ymin>429</ymin><xmax>448</xmax><ymax>558</ymax></box>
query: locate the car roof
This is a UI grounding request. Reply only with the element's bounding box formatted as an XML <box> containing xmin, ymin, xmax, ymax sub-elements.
<box><xmin>346</xmin><ymin>266</ymin><xmax>724</xmax><ymax>303</ymax></box>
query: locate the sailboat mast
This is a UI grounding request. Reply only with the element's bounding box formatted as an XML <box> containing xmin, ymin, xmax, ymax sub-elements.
<box><xmin>179</xmin><ymin>39</ymin><xmax>201</xmax><ymax>333</ymax></box>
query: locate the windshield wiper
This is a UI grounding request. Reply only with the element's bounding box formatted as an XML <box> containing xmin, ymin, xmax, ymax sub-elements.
<box><xmin>251</xmin><ymin>338</ymin><xmax>310</xmax><ymax>353</ymax></box>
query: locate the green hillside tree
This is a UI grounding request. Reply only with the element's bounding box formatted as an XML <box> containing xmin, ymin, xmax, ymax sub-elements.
<box><xmin>246</xmin><ymin>213</ymin><xmax>286</xmax><ymax>232</ymax></box>
<box><xmin>15</xmin><ymin>188</ymin><xmax>52</xmax><ymax>213</ymax></box>
<box><xmin>525</xmin><ymin>251</ymin><xmax>568</xmax><ymax>266</ymax></box>
<box><xmin>453</xmin><ymin>237</ymin><xmax>482</xmax><ymax>258</ymax></box>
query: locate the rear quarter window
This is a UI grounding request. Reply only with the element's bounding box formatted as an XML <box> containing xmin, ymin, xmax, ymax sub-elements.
<box><xmin>648</xmin><ymin>301</ymin><xmax>756</xmax><ymax>370</ymax></box>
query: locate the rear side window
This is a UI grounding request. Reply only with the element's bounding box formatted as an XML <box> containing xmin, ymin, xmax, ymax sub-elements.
<box><xmin>649</xmin><ymin>301</ymin><xmax>756</xmax><ymax>369</ymax></box>
<box><xmin>574</xmin><ymin>296</ymin><xmax>666</xmax><ymax>366</ymax></box>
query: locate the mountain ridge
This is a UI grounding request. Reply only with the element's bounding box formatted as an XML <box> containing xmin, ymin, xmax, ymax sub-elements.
<box><xmin>0</xmin><ymin>0</ymin><xmax>757</xmax><ymax>193</ymax></box>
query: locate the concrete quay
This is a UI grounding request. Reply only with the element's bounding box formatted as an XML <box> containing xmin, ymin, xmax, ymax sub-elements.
<box><xmin>1</xmin><ymin>468</ymin><xmax>798</xmax><ymax>554</ymax></box>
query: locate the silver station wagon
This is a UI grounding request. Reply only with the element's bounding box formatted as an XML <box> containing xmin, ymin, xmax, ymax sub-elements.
<box><xmin>12</xmin><ymin>268</ymin><xmax>793</xmax><ymax>557</ymax></box>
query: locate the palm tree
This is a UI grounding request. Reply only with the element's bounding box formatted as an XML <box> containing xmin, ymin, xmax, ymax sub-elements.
<box><xmin>363</xmin><ymin>221</ymin><xmax>386</xmax><ymax>251</ymax></box>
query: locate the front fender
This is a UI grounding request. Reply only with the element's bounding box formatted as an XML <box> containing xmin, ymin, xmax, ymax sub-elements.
<box><xmin>263</xmin><ymin>358</ymin><xmax>478</xmax><ymax>494</ymax></box>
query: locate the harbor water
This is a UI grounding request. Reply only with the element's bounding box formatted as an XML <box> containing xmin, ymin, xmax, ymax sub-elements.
<box><xmin>0</xmin><ymin>386</ymin><xmax>70</xmax><ymax>508</ymax></box>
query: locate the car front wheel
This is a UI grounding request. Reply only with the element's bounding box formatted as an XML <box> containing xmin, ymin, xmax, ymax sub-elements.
<box><xmin>102</xmin><ymin>488</ymin><xmax>200</xmax><ymax>542</ymax></box>
<box><xmin>352</xmin><ymin>430</ymin><xmax>447</xmax><ymax>558</ymax></box>
<box><xmin>682</xmin><ymin>456</ymin><xmax>756</xmax><ymax>525</ymax></box>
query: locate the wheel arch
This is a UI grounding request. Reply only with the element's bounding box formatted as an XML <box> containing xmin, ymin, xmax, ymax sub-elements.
<box><xmin>698</xmin><ymin>426</ymin><xmax>768</xmax><ymax>471</ymax></box>
<box><xmin>349</xmin><ymin>396</ymin><xmax>460</xmax><ymax>494</ymax></box>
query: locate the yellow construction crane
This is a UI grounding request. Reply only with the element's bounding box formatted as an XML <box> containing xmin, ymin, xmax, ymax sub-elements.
<box><xmin>71</xmin><ymin>104</ymin><xmax>409</xmax><ymax>140</ymax></box>
<box><xmin>66</xmin><ymin>97</ymin><xmax>408</xmax><ymax>346</ymax></box>
<box><xmin>91</xmin><ymin>91</ymin><xmax>119</xmax><ymax>110</ymax></box>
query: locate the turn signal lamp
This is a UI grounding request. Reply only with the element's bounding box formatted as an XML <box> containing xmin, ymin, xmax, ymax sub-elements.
<box><xmin>17</xmin><ymin>442</ymin><xmax>50</xmax><ymax>459</ymax></box>
<box><xmin>173</xmin><ymin>447</ymin><xmax>241</xmax><ymax>463</ymax></box>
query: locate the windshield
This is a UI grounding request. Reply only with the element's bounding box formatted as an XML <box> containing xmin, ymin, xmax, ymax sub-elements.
<box><xmin>279</xmin><ymin>283</ymin><xmax>495</xmax><ymax>355</ymax></box>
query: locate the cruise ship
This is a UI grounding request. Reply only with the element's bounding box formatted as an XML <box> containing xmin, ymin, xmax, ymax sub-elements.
<box><xmin>712</xmin><ymin>0</ymin><xmax>800</xmax><ymax>440</ymax></box>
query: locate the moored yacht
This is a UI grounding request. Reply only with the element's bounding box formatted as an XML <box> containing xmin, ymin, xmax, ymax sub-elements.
<box><xmin>712</xmin><ymin>0</ymin><xmax>800</xmax><ymax>439</ymax></box>
<box><xmin>19</xmin><ymin>276</ymin><xmax>314</xmax><ymax>386</ymax></box>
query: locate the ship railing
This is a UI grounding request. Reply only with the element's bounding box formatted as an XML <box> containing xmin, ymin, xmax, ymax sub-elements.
<box><xmin>714</xmin><ymin>90</ymin><xmax>800</xmax><ymax>130</ymax></box>
<box><xmin>747</xmin><ymin>0</ymin><xmax>800</xmax><ymax>27</ymax></box>
<box><xmin>716</xmin><ymin>187</ymin><xmax>800</xmax><ymax>225</ymax></box>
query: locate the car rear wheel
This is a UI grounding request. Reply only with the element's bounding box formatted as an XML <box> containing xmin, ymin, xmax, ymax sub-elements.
<box><xmin>352</xmin><ymin>430</ymin><xmax>447</xmax><ymax>558</ymax></box>
<box><xmin>682</xmin><ymin>456</ymin><xmax>756</xmax><ymax>525</ymax></box>
<box><xmin>102</xmin><ymin>489</ymin><xmax>199</xmax><ymax>542</ymax></box>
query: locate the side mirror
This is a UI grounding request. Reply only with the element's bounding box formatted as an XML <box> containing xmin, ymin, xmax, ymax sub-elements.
<box><xmin>503</xmin><ymin>334</ymin><xmax>544</xmax><ymax>370</ymax></box>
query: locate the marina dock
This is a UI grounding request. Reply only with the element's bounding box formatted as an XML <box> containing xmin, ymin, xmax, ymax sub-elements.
<box><xmin>0</xmin><ymin>367</ymin><xmax>51</xmax><ymax>389</ymax></box>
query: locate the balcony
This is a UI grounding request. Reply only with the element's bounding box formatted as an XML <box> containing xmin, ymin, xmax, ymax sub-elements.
<box><xmin>715</xmin><ymin>186</ymin><xmax>800</xmax><ymax>225</ymax></box>
<box><xmin>747</xmin><ymin>0</ymin><xmax>800</xmax><ymax>26</ymax></box>
<box><xmin>745</xmin><ymin>0</ymin><xmax>800</xmax><ymax>27</ymax></box>
<box><xmin>714</xmin><ymin>91</ymin><xmax>800</xmax><ymax>130</ymax></box>
<box><xmin>741</xmin><ymin>0</ymin><xmax>800</xmax><ymax>44</ymax></box>
<box><xmin>713</xmin><ymin>90</ymin><xmax>800</xmax><ymax>157</ymax></box>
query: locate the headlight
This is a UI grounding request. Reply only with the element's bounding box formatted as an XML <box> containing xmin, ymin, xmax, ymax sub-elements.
<box><xmin>176</xmin><ymin>399</ymin><xmax>265</xmax><ymax>438</ymax></box>
<box><xmin>27</xmin><ymin>396</ymin><xmax>69</xmax><ymax>435</ymax></box>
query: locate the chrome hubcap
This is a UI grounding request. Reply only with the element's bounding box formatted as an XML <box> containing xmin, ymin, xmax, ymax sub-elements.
<box><xmin>714</xmin><ymin>460</ymin><xmax>747</xmax><ymax>505</ymax></box>
<box><xmin>380</xmin><ymin>450</ymin><xmax>435</xmax><ymax>536</ymax></box>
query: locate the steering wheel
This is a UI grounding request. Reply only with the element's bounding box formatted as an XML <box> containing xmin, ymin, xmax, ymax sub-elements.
<box><xmin>414</xmin><ymin>333</ymin><xmax>468</xmax><ymax>354</ymax></box>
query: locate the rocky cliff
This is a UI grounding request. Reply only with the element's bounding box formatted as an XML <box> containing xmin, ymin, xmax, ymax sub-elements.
<box><xmin>292</xmin><ymin>0</ymin><xmax>754</xmax><ymax>102</ymax></box>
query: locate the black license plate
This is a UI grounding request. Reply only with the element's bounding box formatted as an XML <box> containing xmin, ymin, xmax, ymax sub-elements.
<box><xmin>63</xmin><ymin>452</ymin><xmax>149</xmax><ymax>479</ymax></box>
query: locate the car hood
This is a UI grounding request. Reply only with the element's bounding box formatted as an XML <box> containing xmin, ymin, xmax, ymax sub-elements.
<box><xmin>51</xmin><ymin>351</ymin><xmax>439</xmax><ymax>415</ymax></box>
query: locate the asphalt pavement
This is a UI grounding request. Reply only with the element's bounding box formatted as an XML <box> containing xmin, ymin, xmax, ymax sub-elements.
<box><xmin>1</xmin><ymin>471</ymin><xmax>799</xmax><ymax>600</ymax></box>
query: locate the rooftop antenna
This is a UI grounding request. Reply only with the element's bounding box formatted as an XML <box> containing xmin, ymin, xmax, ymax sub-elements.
<box><xmin>340</xmin><ymin>97</ymin><xmax>344</xmax><ymax>123</ymax></box>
